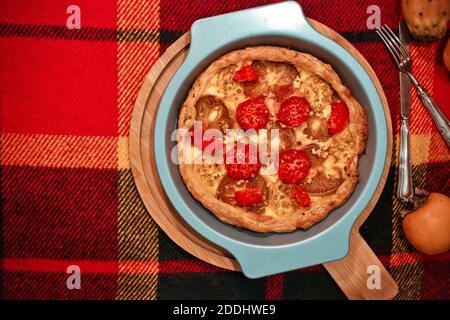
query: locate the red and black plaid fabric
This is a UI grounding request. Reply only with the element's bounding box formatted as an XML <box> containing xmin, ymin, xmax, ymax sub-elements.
<box><xmin>0</xmin><ymin>0</ymin><xmax>449</xmax><ymax>300</ymax></box>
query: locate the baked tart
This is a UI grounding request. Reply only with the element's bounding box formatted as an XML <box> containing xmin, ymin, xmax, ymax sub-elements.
<box><xmin>177</xmin><ymin>46</ymin><xmax>368</xmax><ymax>233</ymax></box>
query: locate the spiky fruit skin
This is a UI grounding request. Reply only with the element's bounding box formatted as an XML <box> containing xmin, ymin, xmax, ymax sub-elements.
<box><xmin>401</xmin><ymin>0</ymin><xmax>449</xmax><ymax>41</ymax></box>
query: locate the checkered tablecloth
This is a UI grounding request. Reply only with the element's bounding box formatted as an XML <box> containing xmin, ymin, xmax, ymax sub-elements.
<box><xmin>1</xmin><ymin>0</ymin><xmax>449</xmax><ymax>300</ymax></box>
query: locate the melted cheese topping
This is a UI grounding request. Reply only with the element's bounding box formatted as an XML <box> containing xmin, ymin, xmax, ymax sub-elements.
<box><xmin>264</xmin><ymin>206</ymin><xmax>280</xmax><ymax>218</ymax></box>
<box><xmin>262</xmin><ymin>174</ymin><xmax>279</xmax><ymax>184</ymax></box>
<box><xmin>192</xmin><ymin>61</ymin><xmax>357</xmax><ymax>216</ymax></box>
<box><xmin>297</xmin><ymin>75</ymin><xmax>333</xmax><ymax>113</ymax></box>
<box><xmin>322</xmin><ymin>157</ymin><xmax>341</xmax><ymax>178</ymax></box>
<box><xmin>265</xmin><ymin>94</ymin><xmax>278</xmax><ymax>114</ymax></box>
<box><xmin>293</xmin><ymin>69</ymin><xmax>314</xmax><ymax>88</ymax></box>
<box><xmin>318</xmin><ymin>104</ymin><xmax>332</xmax><ymax>119</ymax></box>
<box><xmin>266</xmin><ymin>71</ymin><xmax>284</xmax><ymax>86</ymax></box>
<box><xmin>294</xmin><ymin>123</ymin><xmax>353</xmax><ymax>178</ymax></box>
<box><xmin>294</xmin><ymin>124</ymin><xmax>317</xmax><ymax>146</ymax></box>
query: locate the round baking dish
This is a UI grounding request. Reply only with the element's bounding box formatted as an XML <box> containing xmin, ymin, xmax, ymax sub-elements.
<box><xmin>154</xmin><ymin>1</ymin><xmax>389</xmax><ymax>278</ymax></box>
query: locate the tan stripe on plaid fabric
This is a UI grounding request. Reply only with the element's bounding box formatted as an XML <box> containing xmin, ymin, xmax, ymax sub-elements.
<box><xmin>391</xmin><ymin>240</ymin><xmax>424</xmax><ymax>300</ymax></box>
<box><xmin>118</xmin><ymin>42</ymin><xmax>160</xmax><ymax>136</ymax></box>
<box><xmin>393</xmin><ymin>133</ymin><xmax>431</xmax><ymax>166</ymax></box>
<box><xmin>391</xmin><ymin>131</ymin><xmax>426</xmax><ymax>299</ymax></box>
<box><xmin>392</xmin><ymin>162</ymin><xmax>428</xmax><ymax>253</ymax></box>
<box><xmin>118</xmin><ymin>274</ymin><xmax>158</xmax><ymax>300</ymax></box>
<box><xmin>117</xmin><ymin>0</ymin><xmax>160</xmax><ymax>299</ymax></box>
<box><xmin>391</xmin><ymin>263</ymin><xmax>423</xmax><ymax>300</ymax></box>
<box><xmin>118</xmin><ymin>169</ymin><xmax>159</xmax><ymax>299</ymax></box>
<box><xmin>1</xmin><ymin>133</ymin><xmax>118</xmax><ymax>169</ymax></box>
<box><xmin>118</xmin><ymin>136</ymin><xmax>130</xmax><ymax>169</ymax></box>
<box><xmin>118</xmin><ymin>0</ymin><xmax>160</xmax><ymax>30</ymax></box>
<box><xmin>409</xmin><ymin>44</ymin><xmax>437</xmax><ymax>134</ymax></box>
<box><xmin>118</xmin><ymin>29</ymin><xmax>159</xmax><ymax>43</ymax></box>
<box><xmin>392</xmin><ymin>163</ymin><xmax>428</xmax><ymax>253</ymax></box>
<box><xmin>117</xmin><ymin>171</ymin><xmax>160</xmax><ymax>257</ymax></box>
<box><xmin>429</xmin><ymin>131</ymin><xmax>450</xmax><ymax>164</ymax></box>
<box><xmin>120</xmin><ymin>260</ymin><xmax>158</xmax><ymax>274</ymax></box>
<box><xmin>118</xmin><ymin>0</ymin><xmax>160</xmax><ymax>136</ymax></box>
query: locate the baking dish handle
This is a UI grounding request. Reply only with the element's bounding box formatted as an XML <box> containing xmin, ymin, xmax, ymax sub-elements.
<box><xmin>227</xmin><ymin>222</ymin><xmax>352</xmax><ymax>279</ymax></box>
<box><xmin>188</xmin><ymin>1</ymin><xmax>316</xmax><ymax>58</ymax></box>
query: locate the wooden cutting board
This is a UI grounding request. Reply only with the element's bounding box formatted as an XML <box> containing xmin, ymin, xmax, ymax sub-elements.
<box><xmin>129</xmin><ymin>19</ymin><xmax>397</xmax><ymax>300</ymax></box>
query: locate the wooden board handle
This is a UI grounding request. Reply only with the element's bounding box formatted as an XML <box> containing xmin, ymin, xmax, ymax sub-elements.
<box><xmin>323</xmin><ymin>232</ymin><xmax>398</xmax><ymax>300</ymax></box>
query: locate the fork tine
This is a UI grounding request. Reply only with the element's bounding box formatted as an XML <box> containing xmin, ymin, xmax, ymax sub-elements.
<box><xmin>376</xmin><ymin>29</ymin><xmax>401</xmax><ymax>67</ymax></box>
<box><xmin>382</xmin><ymin>25</ymin><xmax>409</xmax><ymax>61</ymax></box>
<box><xmin>383</xmin><ymin>25</ymin><xmax>409</xmax><ymax>56</ymax></box>
<box><xmin>380</xmin><ymin>25</ymin><xmax>406</xmax><ymax>61</ymax></box>
<box><xmin>389</xmin><ymin>23</ymin><xmax>410</xmax><ymax>55</ymax></box>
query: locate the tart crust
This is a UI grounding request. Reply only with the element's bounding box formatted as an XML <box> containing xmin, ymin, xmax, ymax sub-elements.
<box><xmin>177</xmin><ymin>46</ymin><xmax>368</xmax><ymax>233</ymax></box>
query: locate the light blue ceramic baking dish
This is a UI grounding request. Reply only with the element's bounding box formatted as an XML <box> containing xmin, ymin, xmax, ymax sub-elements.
<box><xmin>154</xmin><ymin>1</ymin><xmax>388</xmax><ymax>278</ymax></box>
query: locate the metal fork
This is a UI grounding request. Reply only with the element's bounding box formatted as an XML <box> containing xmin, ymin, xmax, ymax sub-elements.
<box><xmin>376</xmin><ymin>25</ymin><xmax>450</xmax><ymax>148</ymax></box>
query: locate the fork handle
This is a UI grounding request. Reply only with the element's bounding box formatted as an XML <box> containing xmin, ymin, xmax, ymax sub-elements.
<box><xmin>397</xmin><ymin>118</ymin><xmax>413</xmax><ymax>203</ymax></box>
<box><xmin>414</xmin><ymin>84</ymin><xmax>450</xmax><ymax>148</ymax></box>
